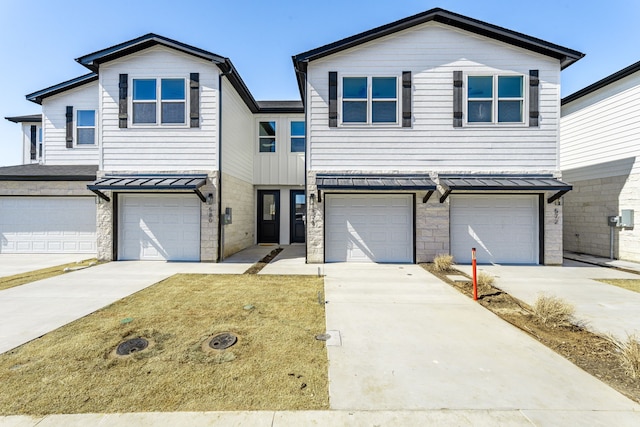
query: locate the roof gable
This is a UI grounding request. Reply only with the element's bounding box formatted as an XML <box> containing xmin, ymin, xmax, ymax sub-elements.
<box><xmin>562</xmin><ymin>60</ymin><xmax>640</xmax><ymax>105</ymax></box>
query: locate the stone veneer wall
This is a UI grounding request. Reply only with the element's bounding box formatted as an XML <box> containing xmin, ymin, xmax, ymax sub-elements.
<box><xmin>563</xmin><ymin>173</ymin><xmax>639</xmax><ymax>262</ymax></box>
<box><xmin>220</xmin><ymin>172</ymin><xmax>254</xmax><ymax>259</ymax></box>
<box><xmin>544</xmin><ymin>196</ymin><xmax>563</xmax><ymax>265</ymax></box>
<box><xmin>0</xmin><ymin>180</ymin><xmax>93</xmax><ymax>196</ymax></box>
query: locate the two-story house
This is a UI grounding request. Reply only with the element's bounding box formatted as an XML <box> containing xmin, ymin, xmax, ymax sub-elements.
<box><xmin>293</xmin><ymin>8</ymin><xmax>583</xmax><ymax>265</ymax></box>
<box><xmin>561</xmin><ymin>62</ymin><xmax>640</xmax><ymax>262</ymax></box>
<box><xmin>0</xmin><ymin>34</ymin><xmax>304</xmax><ymax>261</ymax></box>
<box><xmin>2</xmin><ymin>8</ymin><xmax>584</xmax><ymax>265</ymax></box>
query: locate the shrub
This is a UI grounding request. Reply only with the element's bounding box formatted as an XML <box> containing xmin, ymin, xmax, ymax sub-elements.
<box><xmin>433</xmin><ymin>254</ymin><xmax>454</xmax><ymax>272</ymax></box>
<box><xmin>611</xmin><ymin>334</ymin><xmax>640</xmax><ymax>379</ymax></box>
<box><xmin>533</xmin><ymin>294</ymin><xmax>575</xmax><ymax>327</ymax></box>
<box><xmin>477</xmin><ymin>271</ymin><xmax>495</xmax><ymax>287</ymax></box>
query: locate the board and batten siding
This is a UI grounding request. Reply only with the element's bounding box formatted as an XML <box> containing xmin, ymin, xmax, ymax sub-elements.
<box><xmin>306</xmin><ymin>22</ymin><xmax>561</xmax><ymax>172</ymax></box>
<box><xmin>253</xmin><ymin>114</ymin><xmax>305</xmax><ymax>185</ymax></box>
<box><xmin>560</xmin><ymin>71</ymin><xmax>640</xmax><ymax>178</ymax></box>
<box><xmin>99</xmin><ymin>46</ymin><xmax>218</xmax><ymax>171</ymax></box>
<box><xmin>41</xmin><ymin>82</ymin><xmax>99</xmax><ymax>165</ymax></box>
<box><xmin>221</xmin><ymin>78</ymin><xmax>253</xmax><ymax>183</ymax></box>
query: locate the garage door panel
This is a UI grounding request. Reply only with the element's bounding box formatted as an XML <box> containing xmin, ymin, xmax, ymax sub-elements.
<box><xmin>451</xmin><ymin>195</ymin><xmax>538</xmax><ymax>264</ymax></box>
<box><xmin>0</xmin><ymin>197</ymin><xmax>96</xmax><ymax>254</ymax></box>
<box><xmin>326</xmin><ymin>194</ymin><xmax>413</xmax><ymax>263</ymax></box>
<box><xmin>119</xmin><ymin>194</ymin><xmax>200</xmax><ymax>261</ymax></box>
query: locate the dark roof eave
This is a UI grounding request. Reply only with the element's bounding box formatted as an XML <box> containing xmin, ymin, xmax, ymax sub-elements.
<box><xmin>5</xmin><ymin>114</ymin><xmax>42</xmax><ymax>123</ymax></box>
<box><xmin>562</xmin><ymin>59</ymin><xmax>640</xmax><ymax>105</ymax></box>
<box><xmin>26</xmin><ymin>73</ymin><xmax>98</xmax><ymax>105</ymax></box>
<box><xmin>293</xmin><ymin>8</ymin><xmax>584</xmax><ymax>75</ymax></box>
<box><xmin>0</xmin><ymin>175</ymin><xmax>96</xmax><ymax>181</ymax></box>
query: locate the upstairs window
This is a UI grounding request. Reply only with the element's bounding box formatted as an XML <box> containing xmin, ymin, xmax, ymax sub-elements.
<box><xmin>467</xmin><ymin>75</ymin><xmax>524</xmax><ymax>124</ymax></box>
<box><xmin>259</xmin><ymin>121</ymin><xmax>276</xmax><ymax>152</ymax></box>
<box><xmin>342</xmin><ymin>76</ymin><xmax>398</xmax><ymax>124</ymax></box>
<box><xmin>132</xmin><ymin>78</ymin><xmax>186</xmax><ymax>125</ymax></box>
<box><xmin>290</xmin><ymin>121</ymin><xmax>305</xmax><ymax>152</ymax></box>
<box><xmin>77</xmin><ymin>110</ymin><xmax>95</xmax><ymax>145</ymax></box>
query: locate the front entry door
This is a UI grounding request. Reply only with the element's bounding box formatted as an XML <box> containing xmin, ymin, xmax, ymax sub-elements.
<box><xmin>290</xmin><ymin>190</ymin><xmax>306</xmax><ymax>243</ymax></box>
<box><xmin>257</xmin><ymin>190</ymin><xmax>280</xmax><ymax>243</ymax></box>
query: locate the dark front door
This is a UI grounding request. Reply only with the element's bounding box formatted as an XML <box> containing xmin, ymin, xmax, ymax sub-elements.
<box><xmin>257</xmin><ymin>190</ymin><xmax>279</xmax><ymax>243</ymax></box>
<box><xmin>290</xmin><ymin>190</ymin><xmax>306</xmax><ymax>243</ymax></box>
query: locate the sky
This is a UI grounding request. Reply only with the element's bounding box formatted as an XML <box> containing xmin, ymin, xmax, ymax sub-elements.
<box><xmin>1</xmin><ymin>0</ymin><xmax>639</xmax><ymax>166</ymax></box>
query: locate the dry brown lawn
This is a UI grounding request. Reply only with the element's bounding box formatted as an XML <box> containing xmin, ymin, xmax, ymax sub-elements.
<box><xmin>0</xmin><ymin>259</ymin><xmax>98</xmax><ymax>291</ymax></box>
<box><xmin>0</xmin><ymin>274</ymin><xmax>328</xmax><ymax>415</ymax></box>
<box><xmin>596</xmin><ymin>279</ymin><xmax>640</xmax><ymax>294</ymax></box>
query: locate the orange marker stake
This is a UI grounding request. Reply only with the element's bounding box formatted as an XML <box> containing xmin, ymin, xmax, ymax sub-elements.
<box><xmin>472</xmin><ymin>247</ymin><xmax>478</xmax><ymax>301</ymax></box>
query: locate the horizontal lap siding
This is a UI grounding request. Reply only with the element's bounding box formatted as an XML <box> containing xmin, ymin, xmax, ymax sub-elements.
<box><xmin>221</xmin><ymin>78</ymin><xmax>254</xmax><ymax>182</ymax></box>
<box><xmin>42</xmin><ymin>83</ymin><xmax>99</xmax><ymax>165</ymax></box>
<box><xmin>307</xmin><ymin>22</ymin><xmax>560</xmax><ymax>172</ymax></box>
<box><xmin>100</xmin><ymin>47</ymin><xmax>218</xmax><ymax>171</ymax></box>
<box><xmin>561</xmin><ymin>72</ymin><xmax>640</xmax><ymax>174</ymax></box>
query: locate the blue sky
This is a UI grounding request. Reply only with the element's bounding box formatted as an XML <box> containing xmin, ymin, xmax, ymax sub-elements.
<box><xmin>1</xmin><ymin>0</ymin><xmax>639</xmax><ymax>166</ymax></box>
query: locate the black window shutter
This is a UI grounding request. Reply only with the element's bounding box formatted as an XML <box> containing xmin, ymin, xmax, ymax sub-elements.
<box><xmin>328</xmin><ymin>72</ymin><xmax>338</xmax><ymax>127</ymax></box>
<box><xmin>65</xmin><ymin>106</ymin><xmax>73</xmax><ymax>148</ymax></box>
<box><xmin>529</xmin><ymin>70</ymin><xmax>539</xmax><ymax>127</ymax></box>
<box><xmin>190</xmin><ymin>72</ymin><xmax>200</xmax><ymax>128</ymax></box>
<box><xmin>402</xmin><ymin>71</ymin><xmax>412</xmax><ymax>127</ymax></box>
<box><xmin>29</xmin><ymin>125</ymin><xmax>37</xmax><ymax>160</ymax></box>
<box><xmin>119</xmin><ymin>74</ymin><xmax>128</xmax><ymax>128</ymax></box>
<box><xmin>453</xmin><ymin>71</ymin><xmax>463</xmax><ymax>128</ymax></box>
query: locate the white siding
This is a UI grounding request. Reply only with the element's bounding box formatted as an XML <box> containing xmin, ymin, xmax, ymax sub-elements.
<box><xmin>560</xmin><ymin>71</ymin><xmax>640</xmax><ymax>177</ymax></box>
<box><xmin>41</xmin><ymin>83</ymin><xmax>99</xmax><ymax>165</ymax></box>
<box><xmin>253</xmin><ymin>114</ymin><xmax>305</xmax><ymax>185</ymax></box>
<box><xmin>306</xmin><ymin>22</ymin><xmax>561</xmax><ymax>172</ymax></box>
<box><xmin>221</xmin><ymin>78</ymin><xmax>253</xmax><ymax>182</ymax></box>
<box><xmin>20</xmin><ymin>122</ymin><xmax>41</xmax><ymax>164</ymax></box>
<box><xmin>99</xmin><ymin>46</ymin><xmax>218</xmax><ymax>171</ymax></box>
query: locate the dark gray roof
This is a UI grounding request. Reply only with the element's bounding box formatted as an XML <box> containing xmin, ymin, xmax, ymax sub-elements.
<box><xmin>0</xmin><ymin>164</ymin><xmax>98</xmax><ymax>181</ymax></box>
<box><xmin>256</xmin><ymin>100</ymin><xmax>304</xmax><ymax>113</ymax></box>
<box><xmin>316</xmin><ymin>174</ymin><xmax>436</xmax><ymax>190</ymax></box>
<box><xmin>88</xmin><ymin>174</ymin><xmax>207</xmax><ymax>191</ymax></box>
<box><xmin>562</xmin><ymin>60</ymin><xmax>640</xmax><ymax>105</ymax></box>
<box><xmin>5</xmin><ymin>114</ymin><xmax>42</xmax><ymax>123</ymax></box>
<box><xmin>293</xmin><ymin>8</ymin><xmax>584</xmax><ymax>98</ymax></box>
<box><xmin>438</xmin><ymin>174</ymin><xmax>572</xmax><ymax>191</ymax></box>
<box><xmin>26</xmin><ymin>73</ymin><xmax>98</xmax><ymax>105</ymax></box>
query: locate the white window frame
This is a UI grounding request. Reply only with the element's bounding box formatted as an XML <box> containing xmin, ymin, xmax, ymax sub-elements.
<box><xmin>257</xmin><ymin>120</ymin><xmax>277</xmax><ymax>154</ymax></box>
<box><xmin>76</xmin><ymin>109</ymin><xmax>96</xmax><ymax>146</ymax></box>
<box><xmin>339</xmin><ymin>74</ymin><xmax>400</xmax><ymax>127</ymax></box>
<box><xmin>464</xmin><ymin>74</ymin><xmax>527</xmax><ymax>127</ymax></box>
<box><xmin>289</xmin><ymin>119</ymin><xmax>305</xmax><ymax>153</ymax></box>
<box><xmin>131</xmin><ymin>77</ymin><xmax>188</xmax><ymax>127</ymax></box>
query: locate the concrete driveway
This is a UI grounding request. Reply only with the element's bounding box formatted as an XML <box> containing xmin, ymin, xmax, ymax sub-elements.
<box><xmin>323</xmin><ymin>263</ymin><xmax>640</xmax><ymax>423</ymax></box>
<box><xmin>458</xmin><ymin>260</ymin><xmax>640</xmax><ymax>341</ymax></box>
<box><xmin>0</xmin><ymin>254</ymin><xmax>91</xmax><ymax>277</ymax></box>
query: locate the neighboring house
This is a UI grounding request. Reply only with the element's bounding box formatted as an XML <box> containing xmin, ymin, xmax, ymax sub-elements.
<box><xmin>1</xmin><ymin>34</ymin><xmax>303</xmax><ymax>260</ymax></box>
<box><xmin>293</xmin><ymin>8</ymin><xmax>583</xmax><ymax>264</ymax></box>
<box><xmin>2</xmin><ymin>8</ymin><xmax>585</xmax><ymax>265</ymax></box>
<box><xmin>4</xmin><ymin>114</ymin><xmax>43</xmax><ymax>164</ymax></box>
<box><xmin>560</xmin><ymin>61</ymin><xmax>640</xmax><ymax>262</ymax></box>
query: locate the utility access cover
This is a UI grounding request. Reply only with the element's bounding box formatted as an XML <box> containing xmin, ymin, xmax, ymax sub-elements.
<box><xmin>208</xmin><ymin>333</ymin><xmax>237</xmax><ymax>350</ymax></box>
<box><xmin>116</xmin><ymin>338</ymin><xmax>149</xmax><ymax>356</ymax></box>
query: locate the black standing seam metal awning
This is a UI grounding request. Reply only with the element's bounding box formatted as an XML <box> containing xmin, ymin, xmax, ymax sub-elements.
<box><xmin>87</xmin><ymin>174</ymin><xmax>209</xmax><ymax>202</ymax></box>
<box><xmin>437</xmin><ymin>175</ymin><xmax>572</xmax><ymax>204</ymax></box>
<box><xmin>315</xmin><ymin>174</ymin><xmax>437</xmax><ymax>203</ymax></box>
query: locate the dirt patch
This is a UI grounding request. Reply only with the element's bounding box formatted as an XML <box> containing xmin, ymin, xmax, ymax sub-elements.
<box><xmin>0</xmin><ymin>274</ymin><xmax>328</xmax><ymax>415</ymax></box>
<box><xmin>244</xmin><ymin>247</ymin><xmax>284</xmax><ymax>274</ymax></box>
<box><xmin>422</xmin><ymin>264</ymin><xmax>640</xmax><ymax>403</ymax></box>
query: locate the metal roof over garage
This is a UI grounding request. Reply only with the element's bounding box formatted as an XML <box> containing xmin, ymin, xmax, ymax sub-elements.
<box><xmin>87</xmin><ymin>174</ymin><xmax>209</xmax><ymax>202</ymax></box>
<box><xmin>315</xmin><ymin>174</ymin><xmax>437</xmax><ymax>202</ymax></box>
<box><xmin>438</xmin><ymin>174</ymin><xmax>572</xmax><ymax>204</ymax></box>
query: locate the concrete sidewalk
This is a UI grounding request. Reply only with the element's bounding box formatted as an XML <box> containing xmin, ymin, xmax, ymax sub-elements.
<box><xmin>322</xmin><ymin>263</ymin><xmax>639</xmax><ymax>423</ymax></box>
<box><xmin>0</xmin><ymin>254</ymin><xmax>91</xmax><ymax>278</ymax></box>
<box><xmin>458</xmin><ymin>259</ymin><xmax>640</xmax><ymax>340</ymax></box>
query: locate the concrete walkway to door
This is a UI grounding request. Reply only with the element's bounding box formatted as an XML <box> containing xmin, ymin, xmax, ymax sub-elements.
<box><xmin>323</xmin><ymin>263</ymin><xmax>640</xmax><ymax>424</ymax></box>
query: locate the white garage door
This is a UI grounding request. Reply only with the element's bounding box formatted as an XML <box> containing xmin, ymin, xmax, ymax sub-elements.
<box><xmin>119</xmin><ymin>194</ymin><xmax>200</xmax><ymax>261</ymax></box>
<box><xmin>450</xmin><ymin>195</ymin><xmax>538</xmax><ymax>264</ymax></box>
<box><xmin>0</xmin><ymin>197</ymin><xmax>96</xmax><ymax>254</ymax></box>
<box><xmin>326</xmin><ymin>194</ymin><xmax>413</xmax><ymax>263</ymax></box>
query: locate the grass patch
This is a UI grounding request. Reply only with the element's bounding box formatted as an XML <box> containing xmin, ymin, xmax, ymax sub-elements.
<box><xmin>0</xmin><ymin>259</ymin><xmax>99</xmax><ymax>291</ymax></box>
<box><xmin>610</xmin><ymin>335</ymin><xmax>640</xmax><ymax>379</ymax></box>
<box><xmin>432</xmin><ymin>254</ymin><xmax>455</xmax><ymax>272</ymax></box>
<box><xmin>0</xmin><ymin>274</ymin><xmax>328</xmax><ymax>415</ymax></box>
<box><xmin>532</xmin><ymin>294</ymin><xmax>575</xmax><ymax>328</ymax></box>
<box><xmin>596</xmin><ymin>279</ymin><xmax>640</xmax><ymax>294</ymax></box>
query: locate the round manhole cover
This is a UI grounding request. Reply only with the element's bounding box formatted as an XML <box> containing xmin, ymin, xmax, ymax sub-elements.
<box><xmin>208</xmin><ymin>333</ymin><xmax>237</xmax><ymax>350</ymax></box>
<box><xmin>116</xmin><ymin>338</ymin><xmax>149</xmax><ymax>356</ymax></box>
